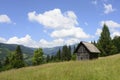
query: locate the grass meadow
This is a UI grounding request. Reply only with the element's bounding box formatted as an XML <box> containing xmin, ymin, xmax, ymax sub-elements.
<box><xmin>0</xmin><ymin>54</ymin><xmax>120</xmax><ymax>80</ymax></box>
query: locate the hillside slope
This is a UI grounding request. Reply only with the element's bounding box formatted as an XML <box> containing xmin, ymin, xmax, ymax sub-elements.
<box><xmin>0</xmin><ymin>54</ymin><xmax>120</xmax><ymax>80</ymax></box>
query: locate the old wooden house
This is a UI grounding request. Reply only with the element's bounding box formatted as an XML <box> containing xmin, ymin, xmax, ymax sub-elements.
<box><xmin>74</xmin><ymin>41</ymin><xmax>100</xmax><ymax>60</ymax></box>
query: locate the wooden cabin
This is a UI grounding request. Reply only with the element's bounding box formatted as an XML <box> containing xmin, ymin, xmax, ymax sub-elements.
<box><xmin>74</xmin><ymin>41</ymin><xmax>100</xmax><ymax>60</ymax></box>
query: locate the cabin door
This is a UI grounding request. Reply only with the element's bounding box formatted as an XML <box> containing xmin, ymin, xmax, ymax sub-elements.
<box><xmin>77</xmin><ymin>53</ymin><xmax>89</xmax><ymax>60</ymax></box>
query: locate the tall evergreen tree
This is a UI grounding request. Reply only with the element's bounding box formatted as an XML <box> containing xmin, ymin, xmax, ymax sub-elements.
<box><xmin>73</xmin><ymin>45</ymin><xmax>76</xmax><ymax>55</ymax></box>
<box><xmin>93</xmin><ymin>40</ymin><xmax>97</xmax><ymax>47</ymax></box>
<box><xmin>10</xmin><ymin>45</ymin><xmax>25</xmax><ymax>68</ymax></box>
<box><xmin>50</xmin><ymin>55</ymin><xmax>54</xmax><ymax>62</ymax></box>
<box><xmin>61</xmin><ymin>45</ymin><xmax>67</xmax><ymax>61</ymax></box>
<box><xmin>4</xmin><ymin>56</ymin><xmax>10</xmax><ymax>66</ymax></box>
<box><xmin>61</xmin><ymin>45</ymin><xmax>71</xmax><ymax>61</ymax></box>
<box><xmin>68</xmin><ymin>46</ymin><xmax>71</xmax><ymax>60</ymax></box>
<box><xmin>112</xmin><ymin>36</ymin><xmax>120</xmax><ymax>53</ymax></box>
<box><xmin>56</xmin><ymin>48</ymin><xmax>61</xmax><ymax>61</ymax></box>
<box><xmin>97</xmin><ymin>24</ymin><xmax>116</xmax><ymax>56</ymax></box>
<box><xmin>73</xmin><ymin>45</ymin><xmax>76</xmax><ymax>52</ymax></box>
<box><xmin>32</xmin><ymin>48</ymin><xmax>44</xmax><ymax>65</ymax></box>
<box><xmin>0</xmin><ymin>61</ymin><xmax>2</xmax><ymax>68</ymax></box>
<box><xmin>72</xmin><ymin>45</ymin><xmax>77</xmax><ymax>60</ymax></box>
<box><xmin>46</xmin><ymin>55</ymin><xmax>50</xmax><ymax>63</ymax></box>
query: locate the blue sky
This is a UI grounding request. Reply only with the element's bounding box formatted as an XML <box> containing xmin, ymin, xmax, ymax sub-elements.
<box><xmin>0</xmin><ymin>0</ymin><xmax>120</xmax><ymax>48</ymax></box>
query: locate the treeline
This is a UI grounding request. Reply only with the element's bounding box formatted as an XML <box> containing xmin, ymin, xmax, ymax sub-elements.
<box><xmin>32</xmin><ymin>45</ymin><xmax>76</xmax><ymax>66</ymax></box>
<box><xmin>0</xmin><ymin>45</ymin><xmax>76</xmax><ymax>71</ymax></box>
<box><xmin>45</xmin><ymin>45</ymin><xmax>76</xmax><ymax>63</ymax></box>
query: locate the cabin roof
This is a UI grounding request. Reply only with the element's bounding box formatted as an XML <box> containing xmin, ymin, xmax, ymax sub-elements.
<box><xmin>75</xmin><ymin>41</ymin><xmax>100</xmax><ymax>53</ymax></box>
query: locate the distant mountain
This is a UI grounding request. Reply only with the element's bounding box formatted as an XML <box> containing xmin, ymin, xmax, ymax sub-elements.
<box><xmin>0</xmin><ymin>43</ymin><xmax>35</xmax><ymax>62</ymax></box>
<box><xmin>43</xmin><ymin>44</ymin><xmax>78</xmax><ymax>55</ymax></box>
<box><xmin>0</xmin><ymin>43</ymin><xmax>78</xmax><ymax>64</ymax></box>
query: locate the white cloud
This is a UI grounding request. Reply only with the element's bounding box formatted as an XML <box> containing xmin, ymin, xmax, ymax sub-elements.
<box><xmin>95</xmin><ymin>28</ymin><xmax>102</xmax><ymax>36</ymax></box>
<box><xmin>111</xmin><ymin>31</ymin><xmax>120</xmax><ymax>38</ymax></box>
<box><xmin>1</xmin><ymin>35</ymin><xmax>63</xmax><ymax>48</ymax></box>
<box><xmin>39</xmin><ymin>38</ymin><xmax>80</xmax><ymax>48</ymax></box>
<box><xmin>100</xmin><ymin>20</ymin><xmax>120</xmax><ymax>28</ymax></box>
<box><xmin>0</xmin><ymin>9</ymin><xmax>93</xmax><ymax>48</ymax></box>
<box><xmin>28</xmin><ymin>9</ymin><xmax>92</xmax><ymax>40</ymax></box>
<box><xmin>0</xmin><ymin>14</ymin><xmax>11</xmax><ymax>23</ymax></box>
<box><xmin>51</xmin><ymin>27</ymin><xmax>90</xmax><ymax>39</ymax></box>
<box><xmin>104</xmin><ymin>4</ymin><xmax>115</xmax><ymax>14</ymax></box>
<box><xmin>0</xmin><ymin>37</ymin><xmax>6</xmax><ymax>43</ymax></box>
<box><xmin>0</xmin><ymin>35</ymin><xmax>76</xmax><ymax>48</ymax></box>
<box><xmin>65</xmin><ymin>38</ymin><xmax>80</xmax><ymax>45</ymax></box>
<box><xmin>0</xmin><ymin>35</ymin><xmax>80</xmax><ymax>48</ymax></box>
<box><xmin>96</xmin><ymin>20</ymin><xmax>120</xmax><ymax>38</ymax></box>
<box><xmin>39</xmin><ymin>38</ymin><xmax>64</xmax><ymax>48</ymax></box>
<box><xmin>27</xmin><ymin>9</ymin><xmax>94</xmax><ymax>47</ymax></box>
<box><xmin>28</xmin><ymin>9</ymin><xmax>78</xmax><ymax>29</ymax></box>
<box><xmin>7</xmin><ymin>35</ymin><xmax>38</xmax><ymax>48</ymax></box>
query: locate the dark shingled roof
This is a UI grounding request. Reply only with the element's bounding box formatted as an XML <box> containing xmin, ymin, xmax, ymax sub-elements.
<box><xmin>75</xmin><ymin>41</ymin><xmax>100</xmax><ymax>53</ymax></box>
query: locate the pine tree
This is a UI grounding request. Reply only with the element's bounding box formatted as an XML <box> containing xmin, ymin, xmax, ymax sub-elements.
<box><xmin>0</xmin><ymin>61</ymin><xmax>2</xmax><ymax>68</ymax></box>
<box><xmin>32</xmin><ymin>48</ymin><xmax>44</xmax><ymax>65</ymax></box>
<box><xmin>97</xmin><ymin>24</ymin><xmax>113</xmax><ymax>56</ymax></box>
<box><xmin>72</xmin><ymin>45</ymin><xmax>76</xmax><ymax>60</ymax></box>
<box><xmin>112</xmin><ymin>36</ymin><xmax>120</xmax><ymax>53</ymax></box>
<box><xmin>61</xmin><ymin>45</ymin><xmax>67</xmax><ymax>61</ymax></box>
<box><xmin>56</xmin><ymin>48</ymin><xmax>61</xmax><ymax>61</ymax></box>
<box><xmin>68</xmin><ymin>46</ymin><xmax>71</xmax><ymax>60</ymax></box>
<box><xmin>93</xmin><ymin>40</ymin><xmax>97</xmax><ymax>46</ymax></box>
<box><xmin>50</xmin><ymin>55</ymin><xmax>54</xmax><ymax>62</ymax></box>
<box><xmin>73</xmin><ymin>45</ymin><xmax>76</xmax><ymax>55</ymax></box>
<box><xmin>61</xmin><ymin>45</ymin><xmax>71</xmax><ymax>61</ymax></box>
<box><xmin>10</xmin><ymin>45</ymin><xmax>25</xmax><ymax>68</ymax></box>
<box><xmin>110</xmin><ymin>45</ymin><xmax>118</xmax><ymax>55</ymax></box>
<box><xmin>46</xmin><ymin>55</ymin><xmax>50</xmax><ymax>63</ymax></box>
<box><xmin>4</xmin><ymin>56</ymin><xmax>10</xmax><ymax>66</ymax></box>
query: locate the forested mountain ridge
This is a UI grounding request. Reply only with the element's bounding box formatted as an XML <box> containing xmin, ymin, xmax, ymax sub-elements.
<box><xmin>0</xmin><ymin>43</ymin><xmax>34</xmax><ymax>62</ymax></box>
<box><xmin>0</xmin><ymin>43</ymin><xmax>77</xmax><ymax>62</ymax></box>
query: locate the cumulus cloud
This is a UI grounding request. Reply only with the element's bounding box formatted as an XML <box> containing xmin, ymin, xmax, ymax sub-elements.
<box><xmin>0</xmin><ymin>37</ymin><xmax>6</xmax><ymax>43</ymax></box>
<box><xmin>6</xmin><ymin>35</ymin><xmax>38</xmax><ymax>48</ymax></box>
<box><xmin>28</xmin><ymin>8</ymin><xmax>92</xmax><ymax>40</ymax></box>
<box><xmin>0</xmin><ymin>14</ymin><xmax>11</xmax><ymax>23</ymax></box>
<box><xmin>28</xmin><ymin>9</ymin><xmax>78</xmax><ymax>29</ymax></box>
<box><xmin>51</xmin><ymin>27</ymin><xmax>90</xmax><ymax>39</ymax></box>
<box><xmin>95</xmin><ymin>28</ymin><xmax>102</xmax><ymax>36</ymax></box>
<box><xmin>100</xmin><ymin>20</ymin><xmax>120</xmax><ymax>28</ymax></box>
<box><xmin>104</xmin><ymin>4</ymin><xmax>115</xmax><ymax>14</ymax></box>
<box><xmin>111</xmin><ymin>31</ymin><xmax>120</xmax><ymax>38</ymax></box>
<box><xmin>96</xmin><ymin>20</ymin><xmax>120</xmax><ymax>38</ymax></box>
<box><xmin>0</xmin><ymin>9</ymin><xmax>92</xmax><ymax>48</ymax></box>
<box><xmin>0</xmin><ymin>35</ymin><xmax>79</xmax><ymax>48</ymax></box>
<box><xmin>39</xmin><ymin>38</ymin><xmax>80</xmax><ymax>47</ymax></box>
<box><xmin>65</xmin><ymin>38</ymin><xmax>80</xmax><ymax>45</ymax></box>
<box><xmin>39</xmin><ymin>38</ymin><xmax>64</xmax><ymax>48</ymax></box>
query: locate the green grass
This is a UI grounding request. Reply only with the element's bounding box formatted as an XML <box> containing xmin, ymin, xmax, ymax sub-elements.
<box><xmin>0</xmin><ymin>54</ymin><xmax>120</xmax><ymax>80</ymax></box>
